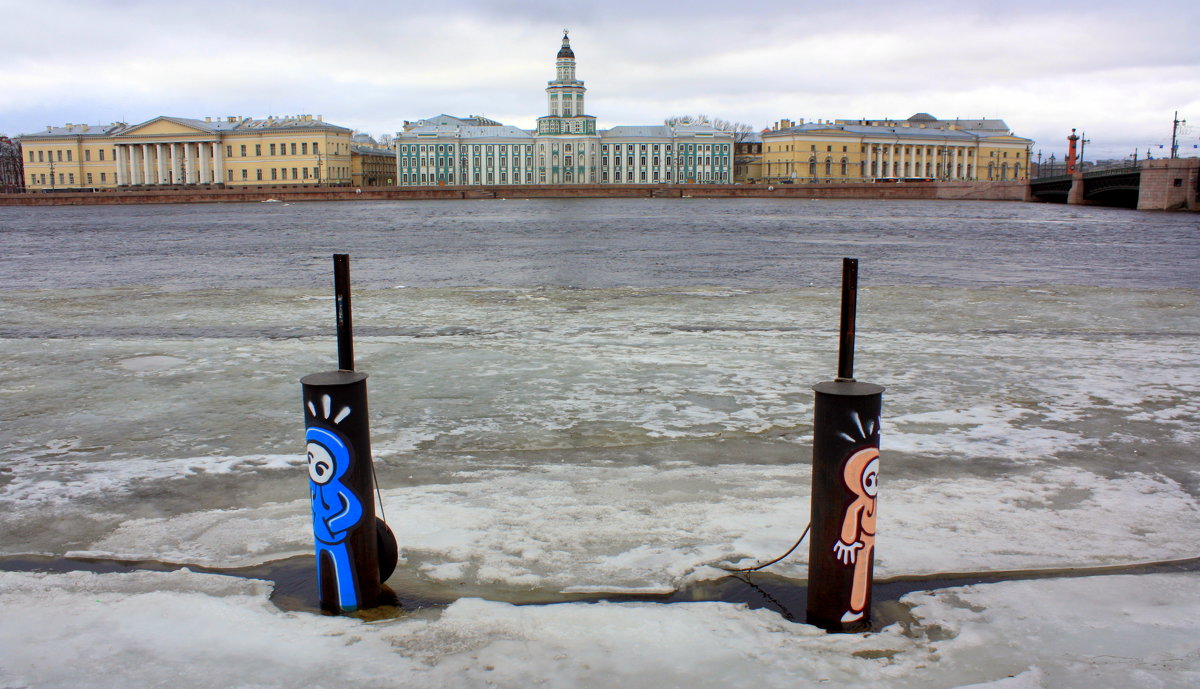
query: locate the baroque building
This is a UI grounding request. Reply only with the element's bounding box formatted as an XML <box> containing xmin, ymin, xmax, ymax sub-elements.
<box><xmin>395</xmin><ymin>32</ymin><xmax>734</xmax><ymax>186</ymax></box>
<box><xmin>18</xmin><ymin>115</ymin><xmax>355</xmax><ymax>190</ymax></box>
<box><xmin>760</xmin><ymin>114</ymin><xmax>1033</xmax><ymax>183</ymax></box>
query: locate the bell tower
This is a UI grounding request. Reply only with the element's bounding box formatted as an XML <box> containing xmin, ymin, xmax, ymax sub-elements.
<box><xmin>538</xmin><ymin>30</ymin><xmax>595</xmax><ymax>135</ymax></box>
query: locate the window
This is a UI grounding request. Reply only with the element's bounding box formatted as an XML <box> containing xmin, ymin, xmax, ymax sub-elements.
<box><xmin>255</xmin><ymin>144</ymin><xmax>262</xmax><ymax>156</ymax></box>
<box><xmin>68</xmin><ymin>173</ymin><xmax>74</xmax><ymax>184</ymax></box>
<box><xmin>256</xmin><ymin>169</ymin><xmax>263</xmax><ymax>181</ymax></box>
<box><xmin>242</xmin><ymin>169</ymin><xmax>248</xmax><ymax>180</ymax></box>
<box><xmin>271</xmin><ymin>168</ymin><xmax>277</xmax><ymax>180</ymax></box>
<box><xmin>101</xmin><ymin>172</ymin><xmax>106</xmax><ymax>182</ymax></box>
<box><xmin>100</xmin><ymin>149</ymin><xmax>106</xmax><ymax>161</ymax></box>
<box><xmin>270</xmin><ymin>144</ymin><xmax>276</xmax><ymax>156</ymax></box>
<box><xmin>240</xmin><ymin>145</ymin><xmax>247</xmax><ymax>156</ymax></box>
<box><xmin>292</xmin><ymin>167</ymin><xmax>298</xmax><ymax>179</ymax></box>
<box><xmin>302</xmin><ymin>168</ymin><xmax>309</xmax><ymax>180</ymax></box>
<box><xmin>59</xmin><ymin>173</ymin><xmax>64</xmax><ymax>184</ymax></box>
<box><xmin>291</xmin><ymin>143</ymin><xmax>297</xmax><ymax>155</ymax></box>
<box><xmin>57</xmin><ymin>150</ymin><xmax>63</xmax><ymax>162</ymax></box>
<box><xmin>302</xmin><ymin>143</ymin><xmax>308</xmax><ymax>155</ymax></box>
<box><xmin>226</xmin><ymin>145</ymin><xmax>233</xmax><ymax>157</ymax></box>
<box><xmin>85</xmin><ymin>150</ymin><xmax>91</xmax><ymax>162</ymax></box>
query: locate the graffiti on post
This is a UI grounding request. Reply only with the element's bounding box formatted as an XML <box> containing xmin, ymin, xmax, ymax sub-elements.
<box><xmin>306</xmin><ymin>395</ymin><xmax>364</xmax><ymax>611</ymax></box>
<box><xmin>834</xmin><ymin>411</ymin><xmax>880</xmax><ymax>624</ymax></box>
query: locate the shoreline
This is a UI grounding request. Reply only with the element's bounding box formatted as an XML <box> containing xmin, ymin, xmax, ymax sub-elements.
<box><xmin>0</xmin><ymin>180</ymin><xmax>1032</xmax><ymax>206</ymax></box>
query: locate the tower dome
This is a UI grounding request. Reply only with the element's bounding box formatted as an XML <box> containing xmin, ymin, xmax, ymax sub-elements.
<box><xmin>557</xmin><ymin>30</ymin><xmax>574</xmax><ymax>58</ymax></box>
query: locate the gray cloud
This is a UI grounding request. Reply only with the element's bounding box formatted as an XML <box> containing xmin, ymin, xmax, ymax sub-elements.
<box><xmin>3</xmin><ymin>0</ymin><xmax>1198</xmax><ymax>159</ymax></box>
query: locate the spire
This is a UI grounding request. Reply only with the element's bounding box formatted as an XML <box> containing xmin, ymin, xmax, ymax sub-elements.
<box><xmin>557</xmin><ymin>29</ymin><xmax>574</xmax><ymax>59</ymax></box>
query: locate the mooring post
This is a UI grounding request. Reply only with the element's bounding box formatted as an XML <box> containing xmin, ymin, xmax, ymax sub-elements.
<box><xmin>806</xmin><ymin>258</ymin><xmax>885</xmax><ymax>632</ymax></box>
<box><xmin>300</xmin><ymin>254</ymin><xmax>395</xmax><ymax>613</ymax></box>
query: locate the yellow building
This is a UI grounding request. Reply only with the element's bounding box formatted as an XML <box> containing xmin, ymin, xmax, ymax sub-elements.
<box><xmin>19</xmin><ymin>115</ymin><xmax>354</xmax><ymax>190</ymax></box>
<box><xmin>760</xmin><ymin>113</ymin><xmax>1033</xmax><ymax>184</ymax></box>
<box><xmin>350</xmin><ymin>135</ymin><xmax>396</xmax><ymax>187</ymax></box>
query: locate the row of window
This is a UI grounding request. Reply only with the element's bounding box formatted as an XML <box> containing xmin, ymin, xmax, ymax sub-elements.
<box><xmin>229</xmin><ymin>141</ymin><xmax>323</xmax><ymax>158</ymax></box>
<box><xmin>398</xmin><ymin>143</ymin><xmax>731</xmax><ymax>155</ymax></box>
<box><xmin>766</xmin><ymin>143</ymin><xmax>1025</xmax><ymax>159</ymax></box>
<box><xmin>398</xmin><ymin>167</ymin><xmax>730</xmax><ymax>186</ymax></box>
<box><xmin>224</xmin><ymin>166</ymin><xmax>349</xmax><ymax>181</ymax></box>
<box><xmin>400</xmin><ymin>154</ymin><xmax>731</xmax><ymax>171</ymax></box>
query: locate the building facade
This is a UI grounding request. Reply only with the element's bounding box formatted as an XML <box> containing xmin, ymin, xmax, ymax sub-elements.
<box><xmin>395</xmin><ymin>32</ymin><xmax>733</xmax><ymax>186</ymax></box>
<box><xmin>760</xmin><ymin>114</ymin><xmax>1033</xmax><ymax>184</ymax></box>
<box><xmin>18</xmin><ymin>115</ymin><xmax>354</xmax><ymax>190</ymax></box>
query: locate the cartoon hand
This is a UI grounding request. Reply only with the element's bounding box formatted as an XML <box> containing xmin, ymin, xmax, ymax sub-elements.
<box><xmin>833</xmin><ymin>540</ymin><xmax>863</xmax><ymax>565</ymax></box>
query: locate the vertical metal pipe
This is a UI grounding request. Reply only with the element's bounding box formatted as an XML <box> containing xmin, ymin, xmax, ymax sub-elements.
<box><xmin>837</xmin><ymin>257</ymin><xmax>858</xmax><ymax>382</ymax></box>
<box><xmin>334</xmin><ymin>254</ymin><xmax>354</xmax><ymax>371</ymax></box>
<box><xmin>807</xmin><ymin>258</ymin><xmax>884</xmax><ymax>633</ymax></box>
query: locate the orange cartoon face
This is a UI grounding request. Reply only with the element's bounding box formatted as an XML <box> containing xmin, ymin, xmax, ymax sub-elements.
<box><xmin>844</xmin><ymin>447</ymin><xmax>879</xmax><ymax>499</ymax></box>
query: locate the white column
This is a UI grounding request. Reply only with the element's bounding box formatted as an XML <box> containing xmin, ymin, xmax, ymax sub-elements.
<box><xmin>898</xmin><ymin>144</ymin><xmax>906</xmax><ymax>179</ymax></box>
<box><xmin>116</xmin><ymin>146</ymin><xmax>127</xmax><ymax>186</ymax></box>
<box><xmin>168</xmin><ymin>144</ymin><xmax>178</xmax><ymax>184</ymax></box>
<box><xmin>213</xmin><ymin>142</ymin><xmax>224</xmax><ymax>185</ymax></box>
<box><xmin>184</xmin><ymin>143</ymin><xmax>194</xmax><ymax>184</ymax></box>
<box><xmin>139</xmin><ymin>144</ymin><xmax>150</xmax><ymax>185</ymax></box>
<box><xmin>155</xmin><ymin>144</ymin><xmax>165</xmax><ymax>185</ymax></box>
<box><xmin>952</xmin><ymin>147</ymin><xmax>960</xmax><ymax>180</ymax></box>
<box><xmin>972</xmin><ymin>148</ymin><xmax>980</xmax><ymax>181</ymax></box>
<box><xmin>210</xmin><ymin>142</ymin><xmax>220</xmax><ymax>184</ymax></box>
<box><xmin>199</xmin><ymin>143</ymin><xmax>211</xmax><ymax>184</ymax></box>
<box><xmin>865</xmin><ymin>143</ymin><xmax>873</xmax><ymax>180</ymax></box>
<box><xmin>921</xmin><ymin>146</ymin><xmax>928</xmax><ymax>178</ymax></box>
<box><xmin>887</xmin><ymin>144</ymin><xmax>895</xmax><ymax>178</ymax></box>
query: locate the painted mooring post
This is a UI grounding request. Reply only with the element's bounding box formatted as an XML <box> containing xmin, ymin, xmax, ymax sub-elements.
<box><xmin>301</xmin><ymin>254</ymin><xmax>396</xmax><ymax>613</ymax></box>
<box><xmin>806</xmin><ymin>258</ymin><xmax>885</xmax><ymax>633</ymax></box>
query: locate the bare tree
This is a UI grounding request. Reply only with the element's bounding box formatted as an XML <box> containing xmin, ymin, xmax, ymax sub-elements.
<box><xmin>0</xmin><ymin>136</ymin><xmax>25</xmax><ymax>193</ymax></box>
<box><xmin>666</xmin><ymin>115</ymin><xmax>755</xmax><ymax>142</ymax></box>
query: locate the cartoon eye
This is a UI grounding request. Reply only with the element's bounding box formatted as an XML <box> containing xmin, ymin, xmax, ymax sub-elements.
<box><xmin>862</xmin><ymin>458</ymin><xmax>879</xmax><ymax>497</ymax></box>
<box><xmin>308</xmin><ymin>442</ymin><xmax>336</xmax><ymax>485</ymax></box>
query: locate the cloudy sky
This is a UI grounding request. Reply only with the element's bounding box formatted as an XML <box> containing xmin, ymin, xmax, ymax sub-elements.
<box><xmin>3</xmin><ymin>0</ymin><xmax>1198</xmax><ymax>160</ymax></box>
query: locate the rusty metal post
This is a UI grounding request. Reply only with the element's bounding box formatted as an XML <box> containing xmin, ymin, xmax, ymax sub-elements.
<box><xmin>806</xmin><ymin>258</ymin><xmax>885</xmax><ymax>632</ymax></box>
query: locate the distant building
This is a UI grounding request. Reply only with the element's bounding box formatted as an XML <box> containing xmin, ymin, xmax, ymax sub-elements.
<box><xmin>760</xmin><ymin>113</ymin><xmax>1034</xmax><ymax>183</ymax></box>
<box><xmin>395</xmin><ymin>32</ymin><xmax>733</xmax><ymax>186</ymax></box>
<box><xmin>17</xmin><ymin>115</ymin><xmax>354</xmax><ymax>190</ymax></box>
<box><xmin>0</xmin><ymin>136</ymin><xmax>24</xmax><ymax>193</ymax></box>
<box><xmin>734</xmin><ymin>132</ymin><xmax>763</xmax><ymax>183</ymax></box>
<box><xmin>351</xmin><ymin>142</ymin><xmax>396</xmax><ymax>187</ymax></box>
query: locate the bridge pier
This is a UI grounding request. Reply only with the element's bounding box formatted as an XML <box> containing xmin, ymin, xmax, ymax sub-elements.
<box><xmin>1067</xmin><ymin>173</ymin><xmax>1090</xmax><ymax>206</ymax></box>
<box><xmin>1137</xmin><ymin>158</ymin><xmax>1200</xmax><ymax>211</ymax></box>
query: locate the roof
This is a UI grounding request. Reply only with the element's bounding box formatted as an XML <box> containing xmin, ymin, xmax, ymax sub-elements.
<box><xmin>762</xmin><ymin>122</ymin><xmax>1030</xmax><ymax>143</ymax></box>
<box><xmin>21</xmin><ymin>114</ymin><xmax>351</xmax><ymax>139</ymax></box>
<box><xmin>557</xmin><ymin>32</ymin><xmax>574</xmax><ymax>59</ymax></box>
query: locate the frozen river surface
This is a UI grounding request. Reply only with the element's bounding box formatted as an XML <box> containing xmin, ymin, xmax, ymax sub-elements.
<box><xmin>1</xmin><ymin>198</ymin><xmax>1198</xmax><ymax>688</ymax></box>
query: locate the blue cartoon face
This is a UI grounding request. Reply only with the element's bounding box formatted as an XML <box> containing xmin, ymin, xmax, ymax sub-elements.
<box><xmin>308</xmin><ymin>441</ymin><xmax>336</xmax><ymax>484</ymax></box>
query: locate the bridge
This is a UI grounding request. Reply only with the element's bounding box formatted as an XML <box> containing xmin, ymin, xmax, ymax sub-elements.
<box><xmin>1031</xmin><ymin>158</ymin><xmax>1199</xmax><ymax>210</ymax></box>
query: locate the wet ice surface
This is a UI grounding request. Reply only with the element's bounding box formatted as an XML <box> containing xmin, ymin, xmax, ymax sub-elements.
<box><xmin>1</xmin><ymin>199</ymin><xmax>1198</xmax><ymax>687</ymax></box>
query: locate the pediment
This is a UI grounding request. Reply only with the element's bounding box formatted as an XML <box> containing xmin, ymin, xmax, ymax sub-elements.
<box><xmin>118</xmin><ymin>117</ymin><xmax>214</xmax><ymax>137</ymax></box>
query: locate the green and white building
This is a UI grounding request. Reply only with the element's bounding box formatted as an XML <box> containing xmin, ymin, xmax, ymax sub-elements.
<box><xmin>395</xmin><ymin>32</ymin><xmax>733</xmax><ymax>186</ymax></box>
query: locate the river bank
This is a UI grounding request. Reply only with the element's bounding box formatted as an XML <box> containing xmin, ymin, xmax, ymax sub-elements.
<box><xmin>0</xmin><ymin>180</ymin><xmax>1031</xmax><ymax>205</ymax></box>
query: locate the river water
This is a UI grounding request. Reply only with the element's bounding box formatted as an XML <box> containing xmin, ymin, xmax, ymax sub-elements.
<box><xmin>0</xmin><ymin>198</ymin><xmax>1198</xmax><ymax>686</ymax></box>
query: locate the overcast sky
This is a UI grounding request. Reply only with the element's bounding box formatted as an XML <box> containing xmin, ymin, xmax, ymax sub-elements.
<box><xmin>3</xmin><ymin>0</ymin><xmax>1198</xmax><ymax>160</ymax></box>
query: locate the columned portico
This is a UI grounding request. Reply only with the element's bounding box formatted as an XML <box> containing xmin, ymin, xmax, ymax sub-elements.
<box><xmin>112</xmin><ymin>140</ymin><xmax>222</xmax><ymax>186</ymax></box>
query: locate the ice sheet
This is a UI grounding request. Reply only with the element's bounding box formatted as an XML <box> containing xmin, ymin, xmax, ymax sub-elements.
<box><xmin>1</xmin><ymin>569</ymin><xmax>1196</xmax><ymax>688</ymax></box>
<box><xmin>74</xmin><ymin>463</ymin><xmax>1199</xmax><ymax>588</ymax></box>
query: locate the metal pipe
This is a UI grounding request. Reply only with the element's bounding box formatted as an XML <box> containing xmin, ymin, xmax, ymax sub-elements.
<box><xmin>836</xmin><ymin>257</ymin><xmax>858</xmax><ymax>382</ymax></box>
<box><xmin>334</xmin><ymin>254</ymin><xmax>354</xmax><ymax>371</ymax></box>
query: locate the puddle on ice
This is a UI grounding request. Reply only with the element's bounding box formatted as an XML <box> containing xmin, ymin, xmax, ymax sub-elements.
<box><xmin>3</xmin><ymin>552</ymin><xmax>1196</xmax><ymax>630</ymax></box>
<box><xmin>117</xmin><ymin>355</ymin><xmax>188</xmax><ymax>372</ymax></box>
